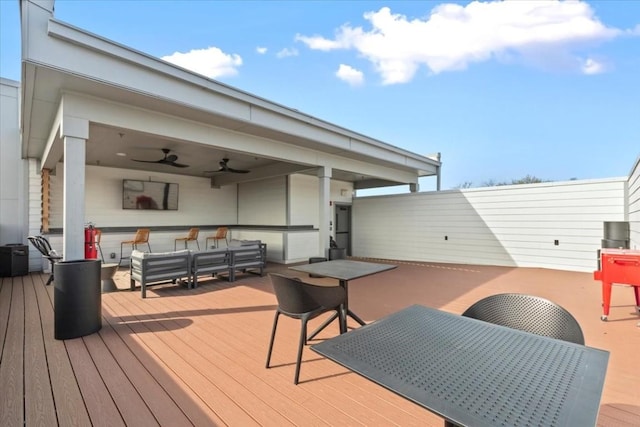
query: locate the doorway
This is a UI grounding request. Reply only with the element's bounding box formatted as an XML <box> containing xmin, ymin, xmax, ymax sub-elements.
<box><xmin>334</xmin><ymin>204</ymin><xmax>352</xmax><ymax>255</ymax></box>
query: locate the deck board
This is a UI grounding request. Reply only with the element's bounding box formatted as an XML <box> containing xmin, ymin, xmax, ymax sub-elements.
<box><xmin>0</xmin><ymin>277</ymin><xmax>24</xmax><ymax>427</ymax></box>
<box><xmin>23</xmin><ymin>274</ymin><xmax>57</xmax><ymax>426</ymax></box>
<box><xmin>95</xmin><ymin>314</ymin><xmax>194</xmax><ymax>426</ymax></box>
<box><xmin>100</xmin><ymin>305</ymin><xmax>218</xmax><ymax>426</ymax></box>
<box><xmin>1</xmin><ymin>260</ymin><xmax>639</xmax><ymax>426</ymax></box>
<box><xmin>65</xmin><ymin>337</ymin><xmax>126</xmax><ymax>427</ymax></box>
<box><xmin>104</xmin><ymin>295</ymin><xmax>259</xmax><ymax>426</ymax></box>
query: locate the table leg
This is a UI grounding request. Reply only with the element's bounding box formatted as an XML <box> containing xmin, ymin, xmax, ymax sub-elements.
<box><xmin>308</xmin><ymin>312</ymin><xmax>340</xmax><ymax>340</ymax></box>
<box><xmin>309</xmin><ymin>278</ymin><xmax>367</xmax><ymax>338</ymax></box>
<box><xmin>601</xmin><ymin>282</ymin><xmax>612</xmax><ymax>321</ymax></box>
<box><xmin>340</xmin><ymin>278</ymin><xmax>367</xmax><ymax>328</ymax></box>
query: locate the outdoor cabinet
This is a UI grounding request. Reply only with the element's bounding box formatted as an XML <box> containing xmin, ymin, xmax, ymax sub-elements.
<box><xmin>0</xmin><ymin>244</ymin><xmax>28</xmax><ymax>277</ymax></box>
<box><xmin>54</xmin><ymin>259</ymin><xmax>102</xmax><ymax>340</ymax></box>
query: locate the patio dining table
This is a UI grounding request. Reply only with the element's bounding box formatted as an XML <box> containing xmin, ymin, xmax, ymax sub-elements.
<box><xmin>312</xmin><ymin>304</ymin><xmax>609</xmax><ymax>427</ymax></box>
<box><xmin>290</xmin><ymin>259</ymin><xmax>396</xmax><ymax>334</ymax></box>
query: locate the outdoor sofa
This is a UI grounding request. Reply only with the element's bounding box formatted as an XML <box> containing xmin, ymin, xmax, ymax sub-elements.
<box><xmin>130</xmin><ymin>243</ymin><xmax>267</xmax><ymax>298</ymax></box>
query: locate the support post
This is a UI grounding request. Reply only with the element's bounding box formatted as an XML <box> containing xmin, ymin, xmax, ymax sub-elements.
<box><xmin>61</xmin><ymin>113</ymin><xmax>88</xmax><ymax>260</ymax></box>
<box><xmin>318</xmin><ymin>166</ymin><xmax>331</xmax><ymax>257</ymax></box>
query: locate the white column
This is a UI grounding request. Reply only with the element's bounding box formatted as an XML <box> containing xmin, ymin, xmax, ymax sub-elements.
<box><xmin>62</xmin><ymin>135</ymin><xmax>86</xmax><ymax>260</ymax></box>
<box><xmin>318</xmin><ymin>166</ymin><xmax>332</xmax><ymax>257</ymax></box>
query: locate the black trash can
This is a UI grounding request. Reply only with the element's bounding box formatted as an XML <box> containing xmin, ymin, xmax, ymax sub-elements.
<box><xmin>328</xmin><ymin>248</ymin><xmax>347</xmax><ymax>260</ymax></box>
<box><xmin>0</xmin><ymin>244</ymin><xmax>29</xmax><ymax>277</ymax></box>
<box><xmin>54</xmin><ymin>259</ymin><xmax>102</xmax><ymax>340</ymax></box>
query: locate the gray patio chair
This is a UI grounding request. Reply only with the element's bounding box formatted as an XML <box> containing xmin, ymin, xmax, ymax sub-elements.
<box><xmin>461</xmin><ymin>293</ymin><xmax>585</xmax><ymax>345</ymax></box>
<box><xmin>266</xmin><ymin>273</ymin><xmax>346</xmax><ymax>384</ymax></box>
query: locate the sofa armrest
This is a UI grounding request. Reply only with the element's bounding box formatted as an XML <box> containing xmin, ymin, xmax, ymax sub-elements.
<box><xmin>130</xmin><ymin>250</ymin><xmax>191</xmax><ymax>298</ymax></box>
<box><xmin>229</xmin><ymin>243</ymin><xmax>266</xmax><ymax>281</ymax></box>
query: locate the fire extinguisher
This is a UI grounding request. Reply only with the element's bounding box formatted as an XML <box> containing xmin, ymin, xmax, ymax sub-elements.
<box><xmin>84</xmin><ymin>223</ymin><xmax>98</xmax><ymax>259</ymax></box>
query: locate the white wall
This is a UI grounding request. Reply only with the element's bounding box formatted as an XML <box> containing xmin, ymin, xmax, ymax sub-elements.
<box><xmin>353</xmin><ymin>178</ymin><xmax>628</xmax><ymax>272</ymax></box>
<box><xmin>0</xmin><ymin>79</ymin><xmax>28</xmax><ymax>246</ymax></box>
<box><xmin>289</xmin><ymin>175</ymin><xmax>319</xmax><ymax>226</ymax></box>
<box><xmin>289</xmin><ymin>174</ymin><xmax>354</xmax><ymax>228</ymax></box>
<box><xmin>48</xmin><ymin>164</ymin><xmax>237</xmax><ymax>228</ymax></box>
<box><xmin>238</xmin><ymin>176</ymin><xmax>286</xmax><ymax>225</ymax></box>
<box><xmin>40</xmin><ymin>164</ymin><xmax>237</xmax><ymax>261</ymax></box>
<box><xmin>629</xmin><ymin>156</ymin><xmax>640</xmax><ymax>249</ymax></box>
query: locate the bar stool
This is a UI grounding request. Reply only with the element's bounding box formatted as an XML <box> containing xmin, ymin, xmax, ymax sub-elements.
<box><xmin>95</xmin><ymin>228</ymin><xmax>105</xmax><ymax>262</ymax></box>
<box><xmin>175</xmin><ymin>227</ymin><xmax>200</xmax><ymax>251</ymax></box>
<box><xmin>205</xmin><ymin>227</ymin><xmax>228</xmax><ymax>249</ymax></box>
<box><xmin>119</xmin><ymin>228</ymin><xmax>151</xmax><ymax>267</ymax></box>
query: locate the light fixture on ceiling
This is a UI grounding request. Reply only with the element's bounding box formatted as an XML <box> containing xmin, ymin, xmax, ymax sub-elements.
<box><xmin>116</xmin><ymin>152</ymin><xmax>127</xmax><ymax>157</ymax></box>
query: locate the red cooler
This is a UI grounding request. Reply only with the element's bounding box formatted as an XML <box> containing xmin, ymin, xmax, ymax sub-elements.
<box><xmin>594</xmin><ymin>249</ymin><xmax>640</xmax><ymax>321</ymax></box>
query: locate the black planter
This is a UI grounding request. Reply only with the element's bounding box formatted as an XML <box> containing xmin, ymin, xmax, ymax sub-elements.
<box><xmin>54</xmin><ymin>259</ymin><xmax>102</xmax><ymax>340</ymax></box>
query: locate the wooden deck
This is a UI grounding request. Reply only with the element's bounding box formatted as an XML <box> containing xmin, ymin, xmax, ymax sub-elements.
<box><xmin>1</xmin><ymin>259</ymin><xmax>639</xmax><ymax>426</ymax></box>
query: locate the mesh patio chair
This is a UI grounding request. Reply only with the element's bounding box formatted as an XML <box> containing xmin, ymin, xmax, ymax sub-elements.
<box><xmin>266</xmin><ymin>273</ymin><xmax>346</xmax><ymax>384</ymax></box>
<box><xmin>461</xmin><ymin>293</ymin><xmax>585</xmax><ymax>345</ymax></box>
<box><xmin>28</xmin><ymin>235</ymin><xmax>62</xmax><ymax>286</ymax></box>
<box><xmin>119</xmin><ymin>228</ymin><xmax>151</xmax><ymax>267</ymax></box>
<box><xmin>205</xmin><ymin>227</ymin><xmax>228</xmax><ymax>249</ymax></box>
<box><xmin>174</xmin><ymin>227</ymin><xmax>200</xmax><ymax>251</ymax></box>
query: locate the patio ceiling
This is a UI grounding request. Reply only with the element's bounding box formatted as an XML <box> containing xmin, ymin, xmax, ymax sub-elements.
<box><xmin>19</xmin><ymin>10</ymin><xmax>440</xmax><ymax>190</ymax></box>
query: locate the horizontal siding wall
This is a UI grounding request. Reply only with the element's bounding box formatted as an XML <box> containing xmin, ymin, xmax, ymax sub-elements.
<box><xmin>353</xmin><ymin>178</ymin><xmax>628</xmax><ymax>272</ymax></box>
<box><xmin>238</xmin><ymin>176</ymin><xmax>286</xmax><ymax>225</ymax></box>
<box><xmin>48</xmin><ymin>164</ymin><xmax>237</xmax><ymax>228</ymax></box>
<box><xmin>0</xmin><ymin>80</ymin><xmax>26</xmax><ymax>247</ymax></box>
<box><xmin>629</xmin><ymin>156</ymin><xmax>640</xmax><ymax>249</ymax></box>
<box><xmin>27</xmin><ymin>159</ymin><xmax>44</xmax><ymax>271</ymax></box>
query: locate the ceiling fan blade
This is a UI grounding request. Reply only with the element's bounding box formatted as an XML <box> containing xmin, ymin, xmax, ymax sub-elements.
<box><xmin>205</xmin><ymin>158</ymin><xmax>250</xmax><ymax>174</ymax></box>
<box><xmin>227</xmin><ymin>167</ymin><xmax>250</xmax><ymax>174</ymax></box>
<box><xmin>132</xmin><ymin>149</ymin><xmax>190</xmax><ymax>168</ymax></box>
<box><xmin>203</xmin><ymin>168</ymin><xmax>225</xmax><ymax>175</ymax></box>
<box><xmin>132</xmin><ymin>159</ymin><xmax>162</xmax><ymax>164</ymax></box>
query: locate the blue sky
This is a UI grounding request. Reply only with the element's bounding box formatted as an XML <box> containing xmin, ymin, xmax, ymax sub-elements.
<box><xmin>1</xmin><ymin>1</ymin><xmax>638</xmax><ymax>191</ymax></box>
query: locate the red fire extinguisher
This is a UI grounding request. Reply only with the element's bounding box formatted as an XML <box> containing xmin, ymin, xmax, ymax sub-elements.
<box><xmin>84</xmin><ymin>223</ymin><xmax>98</xmax><ymax>259</ymax></box>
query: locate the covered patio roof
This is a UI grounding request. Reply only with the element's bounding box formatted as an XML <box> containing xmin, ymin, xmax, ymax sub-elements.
<box><xmin>20</xmin><ymin>1</ymin><xmax>440</xmax><ymax>190</ymax></box>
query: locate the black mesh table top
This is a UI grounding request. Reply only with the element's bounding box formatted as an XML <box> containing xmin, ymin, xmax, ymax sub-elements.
<box><xmin>311</xmin><ymin>305</ymin><xmax>609</xmax><ymax>427</ymax></box>
<box><xmin>290</xmin><ymin>259</ymin><xmax>396</xmax><ymax>281</ymax></box>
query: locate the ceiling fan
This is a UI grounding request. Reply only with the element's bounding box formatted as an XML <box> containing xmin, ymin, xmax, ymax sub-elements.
<box><xmin>132</xmin><ymin>148</ymin><xmax>189</xmax><ymax>168</ymax></box>
<box><xmin>205</xmin><ymin>158</ymin><xmax>250</xmax><ymax>174</ymax></box>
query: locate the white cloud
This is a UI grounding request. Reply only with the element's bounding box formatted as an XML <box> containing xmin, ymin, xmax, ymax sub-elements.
<box><xmin>276</xmin><ymin>47</ymin><xmax>299</xmax><ymax>58</ymax></box>
<box><xmin>256</xmin><ymin>46</ymin><xmax>268</xmax><ymax>54</ymax></box>
<box><xmin>581</xmin><ymin>57</ymin><xmax>606</xmax><ymax>75</ymax></box>
<box><xmin>336</xmin><ymin>64</ymin><xmax>364</xmax><ymax>86</ymax></box>
<box><xmin>296</xmin><ymin>1</ymin><xmax>626</xmax><ymax>84</ymax></box>
<box><xmin>162</xmin><ymin>46</ymin><xmax>242</xmax><ymax>78</ymax></box>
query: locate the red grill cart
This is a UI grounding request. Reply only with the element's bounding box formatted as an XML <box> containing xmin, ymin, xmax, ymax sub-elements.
<box><xmin>593</xmin><ymin>249</ymin><xmax>640</xmax><ymax>321</ymax></box>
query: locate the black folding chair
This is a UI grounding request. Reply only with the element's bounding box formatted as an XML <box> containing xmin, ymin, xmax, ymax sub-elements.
<box><xmin>266</xmin><ymin>273</ymin><xmax>346</xmax><ymax>384</ymax></box>
<box><xmin>28</xmin><ymin>235</ymin><xmax>62</xmax><ymax>286</ymax></box>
